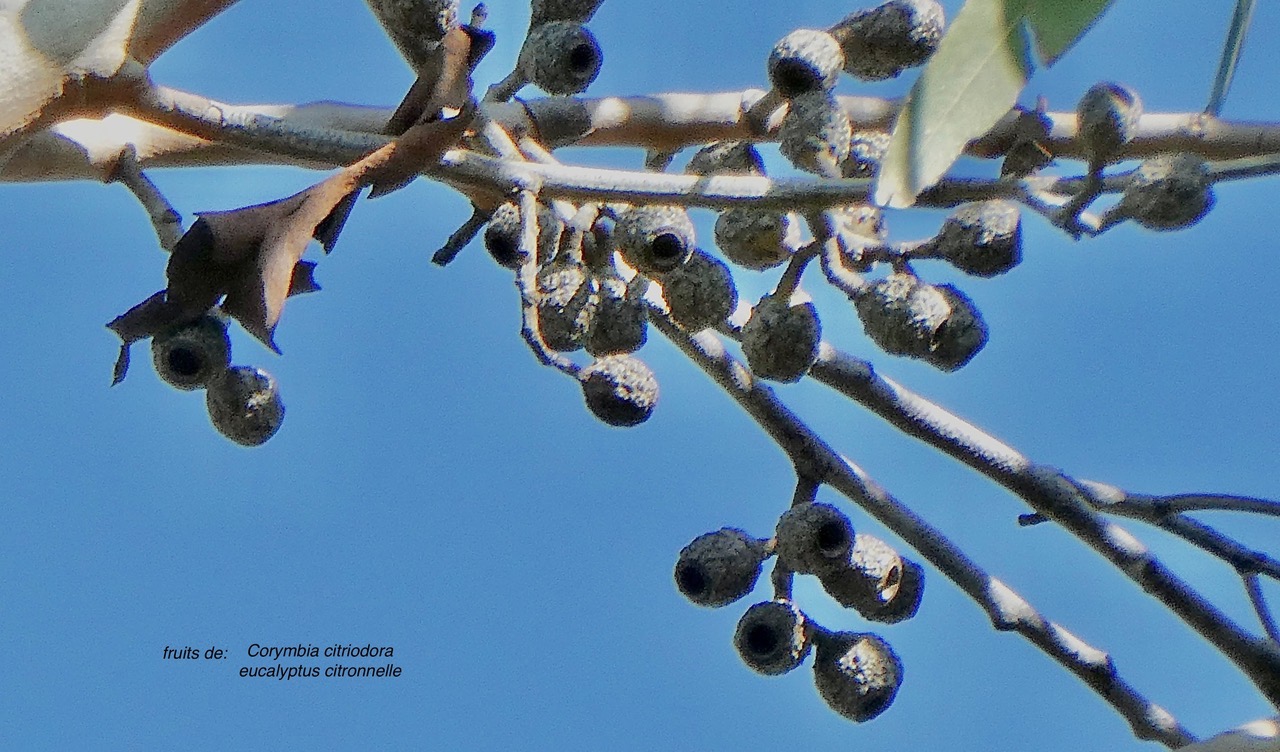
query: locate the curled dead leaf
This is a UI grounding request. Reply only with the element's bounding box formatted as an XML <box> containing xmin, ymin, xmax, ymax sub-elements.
<box><xmin>108</xmin><ymin>97</ymin><xmax>475</xmax><ymax>383</ymax></box>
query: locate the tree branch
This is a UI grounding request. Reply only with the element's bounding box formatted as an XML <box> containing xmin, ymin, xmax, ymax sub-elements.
<box><xmin>807</xmin><ymin>346</ymin><xmax>1280</xmax><ymax>706</ymax></box>
<box><xmin>11</xmin><ymin>90</ymin><xmax>1280</xmax><ymax>191</ymax></box>
<box><xmin>647</xmin><ymin>311</ymin><xmax>1195</xmax><ymax>747</ymax></box>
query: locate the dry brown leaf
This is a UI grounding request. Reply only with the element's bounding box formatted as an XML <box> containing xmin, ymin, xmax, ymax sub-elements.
<box><xmin>108</xmin><ymin>103</ymin><xmax>476</xmax><ymax>382</ymax></box>
<box><xmin>367</xmin><ymin>98</ymin><xmax>476</xmax><ymax>198</ymax></box>
<box><xmin>384</xmin><ymin>24</ymin><xmax>493</xmax><ymax>135</ymax></box>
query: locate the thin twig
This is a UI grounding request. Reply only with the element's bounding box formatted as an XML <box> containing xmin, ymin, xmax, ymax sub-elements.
<box><xmin>1095</xmin><ymin>489</ymin><xmax>1280</xmax><ymax>518</ymax></box>
<box><xmin>432</xmin><ymin>205</ymin><xmax>489</xmax><ymax>266</ymax></box>
<box><xmin>485</xmin><ymin>70</ymin><xmax>527</xmax><ymax>104</ymax></box>
<box><xmin>515</xmin><ymin>189</ymin><xmax>579</xmax><ymax>376</ymax></box>
<box><xmin>1206</xmin><ymin>0</ymin><xmax>1257</xmax><ymax>116</ymax></box>
<box><xmin>1024</xmin><ymin>481</ymin><xmax>1280</xmax><ymax>582</ymax></box>
<box><xmin>1243</xmin><ymin>574</ymin><xmax>1280</xmax><ymax>644</ymax></box>
<box><xmin>770</xmin><ymin>559</ymin><xmax>794</xmax><ymax>602</ymax></box>
<box><xmin>1071</xmin><ymin>482</ymin><xmax>1280</xmax><ymax>582</ymax></box>
<box><xmin>645</xmin><ymin>148</ymin><xmax>679</xmax><ymax>172</ymax></box>
<box><xmin>106</xmin><ymin>145</ymin><xmax>183</xmax><ymax>250</ymax></box>
<box><xmin>791</xmin><ymin>476</ymin><xmax>819</xmax><ymax>506</ymax></box>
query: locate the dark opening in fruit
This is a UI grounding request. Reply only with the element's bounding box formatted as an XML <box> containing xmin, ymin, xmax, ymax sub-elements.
<box><xmin>167</xmin><ymin>347</ymin><xmax>203</xmax><ymax>377</ymax></box>
<box><xmin>744</xmin><ymin>623</ymin><xmax>781</xmax><ymax>656</ymax></box>
<box><xmin>651</xmin><ymin>233</ymin><xmax>685</xmax><ymax>266</ymax></box>
<box><xmin>675</xmin><ymin>564</ymin><xmax>707</xmax><ymax>597</ymax></box>
<box><xmin>817</xmin><ymin>520</ymin><xmax>850</xmax><ymax>556</ymax></box>
<box><xmin>569</xmin><ymin>43</ymin><xmax>596</xmax><ymax>71</ymax></box>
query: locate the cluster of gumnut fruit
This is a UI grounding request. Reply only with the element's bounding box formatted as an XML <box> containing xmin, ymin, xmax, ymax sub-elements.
<box><xmin>478</xmin><ymin>0</ymin><xmax>1015</xmax><ymax>431</ymax></box>
<box><xmin>470</xmin><ymin>0</ymin><xmax>1211</xmax><ymax>723</ymax></box>
<box><xmin>129</xmin><ymin>0</ymin><xmax>1215</xmax><ymax>451</ymax></box>
<box><xmin>147</xmin><ymin>313</ymin><xmax>285</xmax><ymax>446</ymax></box>
<box><xmin>674</xmin><ymin>501</ymin><xmax>924</xmax><ymax>721</ymax></box>
<box><xmin>483</xmin><ymin>0</ymin><xmax>1214</xmax><ymax>432</ymax></box>
<box><xmin>120</xmin><ymin>0</ymin><xmax>1221</xmax><ymax>720</ymax></box>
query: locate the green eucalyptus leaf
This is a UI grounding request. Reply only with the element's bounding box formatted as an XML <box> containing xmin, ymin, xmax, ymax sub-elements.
<box><xmin>874</xmin><ymin>0</ymin><xmax>1115</xmax><ymax>209</ymax></box>
<box><xmin>1026</xmin><ymin>0</ymin><xmax>1115</xmax><ymax>65</ymax></box>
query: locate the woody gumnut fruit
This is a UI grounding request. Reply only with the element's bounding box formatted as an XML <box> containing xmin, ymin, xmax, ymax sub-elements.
<box><xmin>829</xmin><ymin>0</ymin><xmax>944</xmax><ymax>81</ymax></box>
<box><xmin>579</xmin><ymin>355</ymin><xmax>658</xmax><ymax>427</ymax></box>
<box><xmin>519</xmin><ymin>21</ymin><xmax>603</xmax><ymax>95</ymax></box>
<box><xmin>1113</xmin><ymin>153</ymin><xmax>1215</xmax><ymax>231</ymax></box>
<box><xmin>768</xmin><ymin>29</ymin><xmax>844</xmax><ymax>97</ymax></box>
<box><xmin>741</xmin><ymin>292</ymin><xmax>821</xmax><ymax>383</ymax></box>
<box><xmin>854</xmin><ymin>273</ymin><xmax>988</xmax><ymax>371</ymax></box>
<box><xmin>205</xmin><ymin>365</ymin><xmax>285</xmax><ymax>446</ymax></box>
<box><xmin>530</xmin><ymin>0</ymin><xmax>605</xmax><ymax>25</ymax></box>
<box><xmin>685</xmin><ymin>141</ymin><xmax>765</xmax><ymax>176</ymax></box>
<box><xmin>812</xmin><ymin>631</ymin><xmax>903</xmax><ymax>721</ymax></box>
<box><xmin>774</xmin><ymin>501</ymin><xmax>854</xmax><ymax>575</ymax></box>
<box><xmin>150</xmin><ymin>314</ymin><xmax>232</xmax><ymax>391</ymax></box>
<box><xmin>1076</xmin><ymin>82</ymin><xmax>1142</xmax><ymax>170</ymax></box>
<box><xmin>365</xmin><ymin>0</ymin><xmax>458</xmax><ymax>71</ymax></box>
<box><xmin>685</xmin><ymin>142</ymin><xmax>798</xmax><ymax>271</ymax></box>
<box><xmin>714</xmin><ymin>209</ymin><xmax>801</xmax><ymax>270</ymax></box>
<box><xmin>485</xmin><ymin>201</ymin><xmax>564</xmax><ymax>269</ymax></box>
<box><xmin>674</xmin><ymin>528</ymin><xmax>769</xmax><ymax>607</ymax></box>
<box><xmin>658</xmin><ymin>249</ymin><xmax>738</xmax><ymax>331</ymax></box>
<box><xmin>484</xmin><ymin>202</ymin><xmax>524</xmax><ymax>269</ymax></box>
<box><xmin>584</xmin><ymin>272</ymin><xmax>648</xmax><ymax>356</ymax></box>
<box><xmin>843</xmin><ymin>130</ymin><xmax>891</xmax><ymax>179</ymax></box>
<box><xmin>778</xmin><ymin>90</ymin><xmax>851</xmax><ymax>178</ymax></box>
<box><xmin>734</xmin><ymin>600</ymin><xmax>812</xmax><ymax>676</ymax></box>
<box><xmin>819</xmin><ymin>533</ymin><xmax>925</xmax><ymax>624</ymax></box>
<box><xmin>614</xmin><ymin>204</ymin><xmax>696</xmax><ymax>275</ymax></box>
<box><xmin>933</xmin><ymin>200</ymin><xmax>1023</xmax><ymax>277</ymax></box>
<box><xmin>536</xmin><ymin>257</ymin><xmax>594</xmax><ymax>352</ymax></box>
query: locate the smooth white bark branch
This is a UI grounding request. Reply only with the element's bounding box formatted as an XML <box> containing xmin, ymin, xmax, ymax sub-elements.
<box><xmin>9</xmin><ymin>90</ymin><xmax>1280</xmax><ymax>193</ymax></box>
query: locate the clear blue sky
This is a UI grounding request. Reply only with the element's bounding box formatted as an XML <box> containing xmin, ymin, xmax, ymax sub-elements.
<box><xmin>2</xmin><ymin>1</ymin><xmax>1278</xmax><ymax>749</ymax></box>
